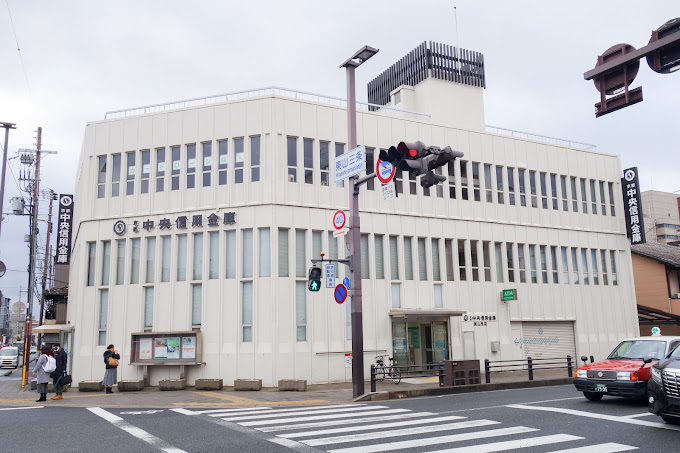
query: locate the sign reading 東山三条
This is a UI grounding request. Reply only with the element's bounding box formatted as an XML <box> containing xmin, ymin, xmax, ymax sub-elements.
<box><xmin>622</xmin><ymin>167</ymin><xmax>646</xmax><ymax>245</ymax></box>
<box><xmin>334</xmin><ymin>145</ymin><xmax>365</xmax><ymax>182</ymax></box>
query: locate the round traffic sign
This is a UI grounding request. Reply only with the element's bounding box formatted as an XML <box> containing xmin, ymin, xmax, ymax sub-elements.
<box><xmin>334</xmin><ymin>284</ymin><xmax>348</xmax><ymax>304</ymax></box>
<box><xmin>342</xmin><ymin>277</ymin><xmax>350</xmax><ymax>290</ymax></box>
<box><xmin>376</xmin><ymin>159</ymin><xmax>396</xmax><ymax>184</ymax></box>
<box><xmin>332</xmin><ymin>210</ymin><xmax>346</xmax><ymax>230</ymax></box>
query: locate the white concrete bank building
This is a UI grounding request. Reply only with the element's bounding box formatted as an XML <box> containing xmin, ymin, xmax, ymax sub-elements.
<box><xmin>67</xmin><ymin>42</ymin><xmax>639</xmax><ymax>387</ymax></box>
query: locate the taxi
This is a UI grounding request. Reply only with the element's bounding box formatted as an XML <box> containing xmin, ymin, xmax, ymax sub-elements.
<box><xmin>573</xmin><ymin>330</ymin><xmax>680</xmax><ymax>401</ymax></box>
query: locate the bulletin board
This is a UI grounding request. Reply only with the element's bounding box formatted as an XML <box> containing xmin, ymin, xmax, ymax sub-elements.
<box><xmin>130</xmin><ymin>331</ymin><xmax>202</xmax><ymax>365</ymax></box>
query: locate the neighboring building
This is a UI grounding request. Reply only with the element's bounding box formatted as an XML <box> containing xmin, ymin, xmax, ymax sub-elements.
<box><xmin>632</xmin><ymin>242</ymin><xmax>680</xmax><ymax>336</ymax></box>
<box><xmin>641</xmin><ymin>190</ymin><xmax>680</xmax><ymax>245</ymax></box>
<box><xmin>67</xmin><ymin>42</ymin><xmax>638</xmax><ymax>387</ymax></box>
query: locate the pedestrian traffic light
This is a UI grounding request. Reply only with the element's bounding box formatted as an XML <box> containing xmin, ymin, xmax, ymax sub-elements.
<box><xmin>308</xmin><ymin>266</ymin><xmax>322</xmax><ymax>292</ymax></box>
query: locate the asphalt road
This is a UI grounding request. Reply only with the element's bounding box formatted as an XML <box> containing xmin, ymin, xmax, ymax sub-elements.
<box><xmin>1</xmin><ymin>384</ymin><xmax>678</xmax><ymax>452</ymax></box>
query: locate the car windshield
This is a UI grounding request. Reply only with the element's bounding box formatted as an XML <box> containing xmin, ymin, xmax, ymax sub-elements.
<box><xmin>668</xmin><ymin>344</ymin><xmax>680</xmax><ymax>360</ymax></box>
<box><xmin>0</xmin><ymin>348</ymin><xmax>17</xmax><ymax>356</ymax></box>
<box><xmin>608</xmin><ymin>340</ymin><xmax>666</xmax><ymax>360</ymax></box>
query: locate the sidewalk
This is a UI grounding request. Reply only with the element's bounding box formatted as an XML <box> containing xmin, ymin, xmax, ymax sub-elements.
<box><xmin>0</xmin><ymin>369</ymin><xmax>573</xmax><ymax>409</ymax></box>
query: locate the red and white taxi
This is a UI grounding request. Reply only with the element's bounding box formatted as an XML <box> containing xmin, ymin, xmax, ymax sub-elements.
<box><xmin>574</xmin><ymin>333</ymin><xmax>680</xmax><ymax>401</ymax></box>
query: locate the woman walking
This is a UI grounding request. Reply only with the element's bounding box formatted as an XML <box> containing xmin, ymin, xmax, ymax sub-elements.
<box><xmin>103</xmin><ymin>344</ymin><xmax>120</xmax><ymax>394</ymax></box>
<box><xmin>33</xmin><ymin>346</ymin><xmax>52</xmax><ymax>402</ymax></box>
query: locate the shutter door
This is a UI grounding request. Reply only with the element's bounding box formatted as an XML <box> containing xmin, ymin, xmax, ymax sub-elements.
<box><xmin>520</xmin><ymin>321</ymin><xmax>576</xmax><ymax>360</ymax></box>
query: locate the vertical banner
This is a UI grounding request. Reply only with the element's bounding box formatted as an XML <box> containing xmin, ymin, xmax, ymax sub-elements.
<box><xmin>55</xmin><ymin>194</ymin><xmax>74</xmax><ymax>264</ymax></box>
<box><xmin>621</xmin><ymin>167</ymin><xmax>646</xmax><ymax>245</ymax></box>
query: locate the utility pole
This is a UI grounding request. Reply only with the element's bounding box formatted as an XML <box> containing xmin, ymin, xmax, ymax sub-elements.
<box><xmin>38</xmin><ymin>189</ymin><xmax>55</xmax><ymax>347</ymax></box>
<box><xmin>0</xmin><ymin>122</ymin><xmax>17</xmax><ymax>240</ymax></box>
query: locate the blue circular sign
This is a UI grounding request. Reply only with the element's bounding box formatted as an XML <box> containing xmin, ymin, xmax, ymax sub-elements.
<box><xmin>343</xmin><ymin>277</ymin><xmax>350</xmax><ymax>289</ymax></box>
<box><xmin>334</xmin><ymin>284</ymin><xmax>348</xmax><ymax>304</ymax></box>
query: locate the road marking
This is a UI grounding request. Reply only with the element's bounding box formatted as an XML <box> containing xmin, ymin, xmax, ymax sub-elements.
<box><xmin>549</xmin><ymin>442</ymin><xmax>639</xmax><ymax>452</ymax></box>
<box><xmin>302</xmin><ymin>419</ymin><xmax>500</xmax><ymax>446</ymax></box>
<box><xmin>87</xmin><ymin>407</ymin><xmax>187</xmax><ymax>453</ymax></box>
<box><xmin>326</xmin><ymin>426</ymin><xmax>539</xmax><ymax>453</ymax></box>
<box><xmin>258</xmin><ymin>411</ymin><xmax>435</xmax><ymax>432</ymax></box>
<box><xmin>422</xmin><ymin>434</ymin><xmax>582</xmax><ymax>453</ymax></box>
<box><xmin>221</xmin><ymin>404</ymin><xmax>378</xmax><ymax>421</ymax></box>
<box><xmin>622</xmin><ymin>412</ymin><xmax>654</xmax><ymax>419</ymax></box>
<box><xmin>212</xmin><ymin>403</ymin><xmax>359</xmax><ymax>418</ymax></box>
<box><xmin>435</xmin><ymin>396</ymin><xmax>584</xmax><ymax>415</ymax></box>
<box><xmin>0</xmin><ymin>406</ymin><xmax>43</xmax><ymax>410</ymax></box>
<box><xmin>506</xmin><ymin>404</ymin><xmax>680</xmax><ymax>431</ymax></box>
<box><xmin>189</xmin><ymin>391</ymin><xmax>328</xmax><ymax>407</ymax></box>
<box><xmin>182</xmin><ymin>406</ymin><xmax>273</xmax><ymax>414</ymax></box>
<box><xmin>119</xmin><ymin>409</ymin><xmax>164</xmax><ymax>415</ymax></box>
<box><xmin>240</xmin><ymin>408</ymin><xmax>411</xmax><ymax>427</ymax></box>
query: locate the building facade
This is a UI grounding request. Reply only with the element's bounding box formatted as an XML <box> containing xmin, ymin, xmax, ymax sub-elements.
<box><xmin>641</xmin><ymin>190</ymin><xmax>680</xmax><ymax>245</ymax></box>
<box><xmin>67</xmin><ymin>43</ymin><xmax>639</xmax><ymax>387</ymax></box>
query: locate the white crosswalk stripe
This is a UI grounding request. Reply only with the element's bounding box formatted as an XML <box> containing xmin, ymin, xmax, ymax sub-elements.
<box><xmin>258</xmin><ymin>411</ymin><xmax>436</xmax><ymax>432</ymax></box>
<box><xmin>421</xmin><ymin>434</ymin><xmax>582</xmax><ymax>453</ymax></box>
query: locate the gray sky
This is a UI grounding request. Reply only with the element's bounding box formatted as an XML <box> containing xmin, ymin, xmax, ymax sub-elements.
<box><xmin>0</xmin><ymin>1</ymin><xmax>678</xmax><ymax>310</ymax></box>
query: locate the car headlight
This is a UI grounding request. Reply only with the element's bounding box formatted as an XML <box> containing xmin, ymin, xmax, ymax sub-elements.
<box><xmin>616</xmin><ymin>371</ymin><xmax>631</xmax><ymax>380</ymax></box>
<box><xmin>577</xmin><ymin>370</ymin><xmax>587</xmax><ymax>378</ymax></box>
<box><xmin>651</xmin><ymin>367</ymin><xmax>662</xmax><ymax>384</ymax></box>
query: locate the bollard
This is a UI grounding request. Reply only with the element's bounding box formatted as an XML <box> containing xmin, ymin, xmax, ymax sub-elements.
<box><xmin>590</xmin><ymin>355</ymin><xmax>594</xmax><ymax>363</ymax></box>
<box><xmin>484</xmin><ymin>359</ymin><xmax>491</xmax><ymax>384</ymax></box>
<box><xmin>528</xmin><ymin>357</ymin><xmax>534</xmax><ymax>381</ymax></box>
<box><xmin>370</xmin><ymin>364</ymin><xmax>376</xmax><ymax>393</ymax></box>
<box><xmin>567</xmin><ymin>355</ymin><xmax>573</xmax><ymax>377</ymax></box>
<box><xmin>438</xmin><ymin>361</ymin><xmax>445</xmax><ymax>387</ymax></box>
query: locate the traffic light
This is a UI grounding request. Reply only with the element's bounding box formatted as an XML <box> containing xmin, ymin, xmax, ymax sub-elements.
<box><xmin>379</xmin><ymin>141</ymin><xmax>430</xmax><ymax>175</ymax></box>
<box><xmin>308</xmin><ymin>266</ymin><xmax>322</xmax><ymax>292</ymax></box>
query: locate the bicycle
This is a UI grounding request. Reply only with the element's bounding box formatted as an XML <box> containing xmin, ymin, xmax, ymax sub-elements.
<box><xmin>374</xmin><ymin>355</ymin><xmax>401</xmax><ymax>384</ymax></box>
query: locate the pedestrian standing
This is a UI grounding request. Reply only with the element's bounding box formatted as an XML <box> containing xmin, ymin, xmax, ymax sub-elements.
<box><xmin>103</xmin><ymin>344</ymin><xmax>120</xmax><ymax>394</ymax></box>
<box><xmin>32</xmin><ymin>346</ymin><xmax>52</xmax><ymax>402</ymax></box>
<box><xmin>51</xmin><ymin>343</ymin><xmax>68</xmax><ymax>400</ymax></box>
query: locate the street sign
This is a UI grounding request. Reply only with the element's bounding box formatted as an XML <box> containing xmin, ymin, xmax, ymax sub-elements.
<box><xmin>325</xmin><ymin>263</ymin><xmax>336</xmax><ymax>288</ymax></box>
<box><xmin>334</xmin><ymin>284</ymin><xmax>348</xmax><ymax>304</ymax></box>
<box><xmin>334</xmin><ymin>145</ymin><xmax>365</xmax><ymax>182</ymax></box>
<box><xmin>343</xmin><ymin>277</ymin><xmax>350</xmax><ymax>290</ymax></box>
<box><xmin>333</xmin><ymin>228</ymin><xmax>349</xmax><ymax>237</ymax></box>
<box><xmin>381</xmin><ymin>181</ymin><xmax>396</xmax><ymax>201</ymax></box>
<box><xmin>376</xmin><ymin>159</ymin><xmax>396</xmax><ymax>184</ymax></box>
<box><xmin>345</xmin><ymin>353</ymin><xmax>352</xmax><ymax>368</ymax></box>
<box><xmin>501</xmin><ymin>289</ymin><xmax>517</xmax><ymax>301</ymax></box>
<box><xmin>332</xmin><ymin>210</ymin><xmax>346</xmax><ymax>230</ymax></box>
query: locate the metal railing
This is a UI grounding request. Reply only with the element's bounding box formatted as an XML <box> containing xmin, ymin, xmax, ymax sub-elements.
<box><xmin>485</xmin><ymin>125</ymin><xmax>596</xmax><ymax>150</ymax></box>
<box><xmin>484</xmin><ymin>355</ymin><xmax>574</xmax><ymax>383</ymax></box>
<box><xmin>370</xmin><ymin>360</ymin><xmax>445</xmax><ymax>393</ymax></box>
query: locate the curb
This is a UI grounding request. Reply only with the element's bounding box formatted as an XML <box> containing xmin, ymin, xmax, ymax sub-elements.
<box><xmin>354</xmin><ymin>377</ymin><xmax>574</xmax><ymax>402</ymax></box>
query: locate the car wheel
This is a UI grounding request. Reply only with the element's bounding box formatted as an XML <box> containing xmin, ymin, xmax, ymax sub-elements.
<box><xmin>583</xmin><ymin>391</ymin><xmax>603</xmax><ymax>401</ymax></box>
<box><xmin>661</xmin><ymin>415</ymin><xmax>680</xmax><ymax>425</ymax></box>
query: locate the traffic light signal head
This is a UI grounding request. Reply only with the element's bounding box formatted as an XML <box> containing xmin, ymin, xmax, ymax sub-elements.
<box><xmin>308</xmin><ymin>266</ymin><xmax>322</xmax><ymax>292</ymax></box>
<box><xmin>420</xmin><ymin>171</ymin><xmax>447</xmax><ymax>188</ymax></box>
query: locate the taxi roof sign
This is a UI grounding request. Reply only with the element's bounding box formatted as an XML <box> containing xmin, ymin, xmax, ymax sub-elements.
<box><xmin>651</xmin><ymin>326</ymin><xmax>661</xmax><ymax>336</ymax></box>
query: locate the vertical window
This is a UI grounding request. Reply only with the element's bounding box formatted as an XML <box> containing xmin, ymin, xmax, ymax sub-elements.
<box><xmin>458</xmin><ymin>239</ymin><xmax>467</xmax><ymax>281</ymax></box>
<box><xmin>560</xmin><ymin>175</ymin><xmax>568</xmax><ymax>211</ymax></box>
<box><xmin>518</xmin><ymin>169</ymin><xmax>526</xmax><ymax>207</ymax></box>
<box><xmin>155</xmin><ymin>148</ymin><xmax>165</xmax><ymax>192</ymax></box>
<box><xmin>171</xmin><ymin>145</ymin><xmax>180</xmax><ymax>191</ymax></box>
<box><xmin>599</xmin><ymin>181</ymin><xmax>607</xmax><ymax>215</ymax></box>
<box><xmin>115</xmin><ymin>240</ymin><xmax>125</xmax><ymax>285</ymax></box>
<box><xmin>97</xmin><ymin>156</ymin><xmax>106</xmax><ymax>198</ymax></box>
<box><xmin>550</xmin><ymin>246</ymin><xmax>559</xmax><ymax>283</ymax></box>
<box><xmin>434</xmin><ymin>284</ymin><xmax>443</xmax><ymax>308</ymax></box>
<box><xmin>580</xmin><ymin>178</ymin><xmax>588</xmax><ymax>213</ymax></box>
<box><xmin>130</xmin><ymin>238</ymin><xmax>141</xmax><ymax>284</ymax></box>
<box><xmin>242</xmin><ymin>282</ymin><xmax>252</xmax><ymax>341</ymax></box>
<box><xmin>111</xmin><ymin>154</ymin><xmax>121</xmax><ymax>197</ymax></box>
<box><xmin>529</xmin><ymin>171</ymin><xmax>538</xmax><ymax>208</ymax></box>
<box><xmin>177</xmin><ymin>235</ymin><xmax>187</xmax><ymax>281</ymax></box>
<box><xmin>484</xmin><ymin>164</ymin><xmax>493</xmax><ymax>202</ymax></box>
<box><xmin>225</xmin><ymin>230</ymin><xmax>236</xmax><ymax>279</ymax></box>
<box><xmin>319</xmin><ymin>141</ymin><xmax>329</xmax><ymax>186</ymax></box>
<box><xmin>610</xmin><ymin>251</ymin><xmax>618</xmax><ymax>285</ymax></box>
<box><xmin>144</xmin><ymin>287</ymin><xmax>153</xmax><ymax>328</ymax></box>
<box><xmin>540</xmin><ymin>172</ymin><xmax>548</xmax><ymax>209</ymax></box>
<box><xmin>394</xmin><ymin>168</ymin><xmax>403</xmax><ymax>195</ymax></box>
<box><xmin>334</xmin><ymin>143</ymin><xmax>345</xmax><ymax>187</ymax></box>
<box><xmin>561</xmin><ymin>246</ymin><xmax>570</xmax><ymax>284</ymax></box>
<box><xmin>590</xmin><ymin>180</ymin><xmax>597</xmax><ymax>214</ymax></box>
<box><xmin>518</xmin><ymin>244</ymin><xmax>527</xmax><ymax>283</ymax></box>
<box><xmin>241</xmin><ymin>229</ymin><xmax>252</xmax><ymax>279</ymax></box>
<box><xmin>278</xmin><ymin>228</ymin><xmax>289</xmax><ymax>277</ymax></box>
<box><xmin>445</xmin><ymin>239</ymin><xmax>455</xmax><ymax>281</ymax></box>
<box><xmin>608</xmin><ymin>183</ymin><xmax>616</xmax><ymax>216</ymax></box>
<box><xmin>418</xmin><ymin>237</ymin><xmax>428</xmax><ymax>281</ymax></box>
<box><xmin>404</xmin><ymin>237</ymin><xmax>414</xmax><ymax>280</ymax></box>
<box><xmin>101</xmin><ymin>241</ymin><xmax>111</xmax><ymax>286</ymax></box>
<box><xmin>192</xmin><ymin>284</ymin><xmax>202</xmax><ymax>326</ymax></box>
<box><xmin>375</xmin><ymin>235</ymin><xmax>385</xmax><ymax>279</ymax></box>
<box><xmin>495</xmin><ymin>165</ymin><xmax>504</xmax><ymax>204</ymax></box>
<box><xmin>482</xmin><ymin>241</ymin><xmax>491</xmax><ymax>282</ymax></box>
<box><xmin>591</xmin><ymin>249</ymin><xmax>599</xmax><ymax>285</ymax></box>
<box><xmin>234</xmin><ymin>138</ymin><xmax>244</xmax><ymax>184</ymax></box>
<box><xmin>571</xmin><ymin>247</ymin><xmax>580</xmax><ymax>284</ymax></box>
<box><xmin>328</xmin><ymin>232</ymin><xmax>338</xmax><ymax>262</ymax></box>
<box><xmin>581</xmin><ymin>248</ymin><xmax>590</xmax><ymax>285</ymax></box>
<box><xmin>202</xmin><ymin>141</ymin><xmax>212</xmax><ymax>187</ymax></box>
<box><xmin>409</xmin><ymin>172</ymin><xmax>417</xmax><ymax>195</ymax></box>
<box><xmin>193</xmin><ymin>233</ymin><xmax>203</xmax><ymax>280</ymax></box>
<box><xmin>161</xmin><ymin>236</ymin><xmax>170</xmax><ymax>282</ymax></box>
<box><xmin>571</xmin><ymin>176</ymin><xmax>578</xmax><ymax>212</ymax></box>
<box><xmin>460</xmin><ymin>161</ymin><xmax>469</xmax><ymax>200</ymax></box>
<box><xmin>470</xmin><ymin>240</ymin><xmax>479</xmax><ymax>281</ymax></box>
<box><xmin>259</xmin><ymin>228</ymin><xmax>270</xmax><ymax>277</ymax></box>
<box><xmin>540</xmin><ymin>245</ymin><xmax>548</xmax><ymax>283</ymax></box>
<box><xmin>361</xmin><ymin>234</ymin><xmax>370</xmax><ymax>279</ymax></box>
<box><xmin>145</xmin><ymin>237</ymin><xmax>156</xmax><ymax>284</ymax></box>
<box><xmin>98</xmin><ymin>289</ymin><xmax>108</xmax><ymax>345</ymax></box>
<box><xmin>448</xmin><ymin>161</ymin><xmax>457</xmax><ymax>199</ymax></box>
<box><xmin>550</xmin><ymin>174</ymin><xmax>558</xmax><ymax>210</ymax></box>
<box><xmin>507</xmin><ymin>167</ymin><xmax>515</xmax><ymax>205</ymax></box>
<box><xmin>432</xmin><ymin>238</ymin><xmax>441</xmax><ymax>281</ymax></box>
<box><xmin>186</xmin><ymin>144</ymin><xmax>196</xmax><ymax>189</ymax></box>
<box><xmin>529</xmin><ymin>245</ymin><xmax>538</xmax><ymax>283</ymax></box>
<box><xmin>471</xmin><ymin>162</ymin><xmax>481</xmax><ymax>201</ymax></box>
<box><xmin>218</xmin><ymin>140</ymin><xmax>228</xmax><ymax>185</ymax></box>
<box><xmin>389</xmin><ymin>236</ymin><xmax>399</xmax><ymax>280</ymax></box>
<box><xmin>506</xmin><ymin>243</ymin><xmax>515</xmax><ymax>283</ymax></box>
<box><xmin>140</xmin><ymin>149</ymin><xmax>150</xmax><ymax>194</ymax></box>
<box><xmin>126</xmin><ymin>151</ymin><xmax>135</xmax><ymax>195</ymax></box>
<box><xmin>250</xmin><ymin>136</ymin><xmax>260</xmax><ymax>182</ymax></box>
<box><xmin>391</xmin><ymin>283</ymin><xmax>401</xmax><ymax>308</ymax></box>
<box><xmin>304</xmin><ymin>139</ymin><xmax>314</xmax><ymax>185</ymax></box>
<box><xmin>296</xmin><ymin>230</ymin><xmax>306</xmax><ymax>278</ymax></box>
<box><xmin>435</xmin><ymin>167</ymin><xmax>444</xmax><ymax>198</ymax></box>
<box><xmin>495</xmin><ymin>242</ymin><xmax>504</xmax><ymax>283</ymax></box>
<box><xmin>209</xmin><ymin>232</ymin><xmax>219</xmax><ymax>279</ymax></box>
<box><xmin>312</xmin><ymin>230</ymin><xmax>322</xmax><ymax>262</ymax></box>
<box><xmin>365</xmin><ymin>147</ymin><xmax>374</xmax><ymax>190</ymax></box>
<box><xmin>601</xmin><ymin>250</ymin><xmax>609</xmax><ymax>285</ymax></box>
<box><xmin>296</xmin><ymin>282</ymin><xmax>306</xmax><ymax>341</ymax></box>
<box><xmin>287</xmin><ymin>137</ymin><xmax>297</xmax><ymax>182</ymax></box>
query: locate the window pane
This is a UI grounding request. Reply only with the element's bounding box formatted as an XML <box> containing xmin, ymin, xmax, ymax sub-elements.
<box><xmin>225</xmin><ymin>230</ymin><xmax>236</xmax><ymax>278</ymax></box>
<box><xmin>218</xmin><ymin>139</ymin><xmax>228</xmax><ymax>185</ymax></box>
<box><xmin>507</xmin><ymin>243</ymin><xmax>514</xmax><ymax>283</ymax></box>
<box><xmin>130</xmin><ymin>238</ymin><xmax>140</xmax><ymax>284</ymax></box>
<box><xmin>600</xmin><ymin>181</ymin><xmax>607</xmax><ymax>215</ymax></box>
<box><xmin>296</xmin><ymin>230</ymin><xmax>306</xmax><ymax>278</ymax></box>
<box><xmin>550</xmin><ymin>246</ymin><xmax>559</xmax><ymax>283</ymax></box>
<box><xmin>389</xmin><ymin>236</ymin><xmax>399</xmax><ymax>280</ymax></box>
<box><xmin>161</xmin><ymin>236</ymin><xmax>170</xmax><ymax>282</ymax></box>
<box><xmin>460</xmin><ymin>161</ymin><xmax>469</xmax><ymax>200</ymax></box>
<box><xmin>287</xmin><ymin>137</ymin><xmax>297</xmax><ymax>182</ymax></box>
<box><xmin>581</xmin><ymin>248</ymin><xmax>589</xmax><ymax>285</ymax></box>
<box><xmin>561</xmin><ymin>175</ymin><xmax>568</xmax><ymax>211</ymax></box>
<box><xmin>540</xmin><ymin>172</ymin><xmax>548</xmax><ymax>209</ymax></box>
<box><xmin>590</xmin><ymin>180</ymin><xmax>597</xmax><ymax>214</ymax></box>
<box><xmin>115</xmin><ymin>239</ymin><xmax>125</xmax><ymax>285</ymax></box>
<box><xmin>445</xmin><ymin>239</ymin><xmax>454</xmax><ymax>281</ymax></box>
<box><xmin>518</xmin><ymin>169</ymin><xmax>526</xmax><ymax>207</ymax></box>
<box><xmin>458</xmin><ymin>239</ymin><xmax>467</xmax><ymax>281</ymax></box>
<box><xmin>418</xmin><ymin>237</ymin><xmax>428</xmax><ymax>281</ymax></box>
<box><xmin>186</xmin><ymin>143</ymin><xmax>196</xmax><ymax>189</ymax></box>
<box><xmin>242</xmin><ymin>229</ymin><xmax>253</xmax><ymax>278</ymax></box>
<box><xmin>202</xmin><ymin>142</ymin><xmax>212</xmax><ymax>187</ymax></box>
<box><xmin>278</xmin><ymin>228</ymin><xmax>289</xmax><ymax>277</ymax></box>
<box><xmin>434</xmin><ymin>284</ymin><xmax>443</xmax><ymax>308</ymax></box>
<box><xmin>448</xmin><ymin>160</ymin><xmax>457</xmax><ymax>199</ymax></box>
<box><xmin>334</xmin><ymin>143</ymin><xmax>345</xmax><ymax>188</ymax></box>
<box><xmin>365</xmin><ymin>147</ymin><xmax>374</xmax><ymax>191</ymax></box>
<box><xmin>610</xmin><ymin>250</ymin><xmax>618</xmax><ymax>285</ymax></box>
<box><xmin>483</xmin><ymin>241</ymin><xmax>491</xmax><ymax>282</ymax></box>
<box><xmin>540</xmin><ymin>245</ymin><xmax>548</xmax><ymax>284</ymax></box>
<box><xmin>171</xmin><ymin>145</ymin><xmax>180</xmax><ymax>191</ymax></box>
<box><xmin>296</xmin><ymin>281</ymin><xmax>306</xmax><ymax>341</ymax></box>
<box><xmin>591</xmin><ymin>249</ymin><xmax>599</xmax><ymax>285</ymax></box>
<box><xmin>470</xmin><ymin>240</ymin><xmax>479</xmax><ymax>281</ymax></box>
<box><xmin>609</xmin><ymin>183</ymin><xmax>616</xmax><ymax>216</ymax></box>
<box><xmin>529</xmin><ymin>245</ymin><xmax>538</xmax><ymax>284</ymax></box>
<box><xmin>601</xmin><ymin>250</ymin><xmax>609</xmax><ymax>285</ymax></box>
<box><xmin>304</xmin><ymin>139</ymin><xmax>314</xmax><ymax>184</ymax></box>
<box><xmin>140</xmin><ymin>149</ymin><xmax>150</xmax><ymax>194</ymax></box>
<box><xmin>101</xmin><ymin>241</ymin><xmax>111</xmax><ymax>286</ymax></box>
<box><xmin>391</xmin><ymin>283</ymin><xmax>401</xmax><ymax>308</ymax></box>
<box><xmin>571</xmin><ymin>247</ymin><xmax>580</xmax><ymax>284</ymax></box>
<box><xmin>561</xmin><ymin>246</ymin><xmax>569</xmax><ymax>284</ymax></box>
<box><xmin>177</xmin><ymin>235</ymin><xmax>187</xmax><ymax>281</ymax></box>
<box><xmin>571</xmin><ymin>176</ymin><xmax>578</xmax><ymax>212</ymax></box>
<box><xmin>193</xmin><ymin>233</ymin><xmax>203</xmax><ymax>280</ymax></box>
<box><xmin>320</xmin><ymin>141</ymin><xmax>329</xmax><ymax>186</ymax></box>
<box><xmin>144</xmin><ymin>287</ymin><xmax>153</xmax><ymax>328</ymax></box>
<box><xmin>98</xmin><ymin>289</ymin><xmax>108</xmax><ymax>345</ymax></box>
<box><xmin>209</xmin><ymin>232</ymin><xmax>219</xmax><ymax>279</ymax></box>
<box><xmin>112</xmin><ymin>154</ymin><xmax>121</xmax><ymax>197</ymax></box>
<box><xmin>242</xmin><ymin>282</ymin><xmax>253</xmax><ymax>341</ymax></box>
<box><xmin>192</xmin><ymin>284</ymin><xmax>202</xmax><ymax>326</ymax></box>
<box><xmin>471</xmin><ymin>162</ymin><xmax>480</xmax><ymax>201</ymax></box>
<box><xmin>312</xmin><ymin>231</ymin><xmax>322</xmax><ymax>261</ymax></box>
<box><xmin>404</xmin><ymin>237</ymin><xmax>413</xmax><ymax>280</ymax></box>
<box><xmin>507</xmin><ymin>167</ymin><xmax>515</xmax><ymax>206</ymax></box>
<box><xmin>155</xmin><ymin>147</ymin><xmax>165</xmax><ymax>192</ymax></box>
<box><xmin>580</xmin><ymin>178</ymin><xmax>588</xmax><ymax>213</ymax></box>
<box><xmin>529</xmin><ymin>171</ymin><xmax>537</xmax><ymax>208</ymax></box>
<box><xmin>484</xmin><ymin>164</ymin><xmax>492</xmax><ymax>202</ymax></box>
<box><xmin>551</xmin><ymin>174</ymin><xmax>558</xmax><ymax>210</ymax></box>
<box><xmin>234</xmin><ymin>138</ymin><xmax>244</xmax><ymax>184</ymax></box>
<box><xmin>259</xmin><ymin>228</ymin><xmax>270</xmax><ymax>277</ymax></box>
<box><xmin>87</xmin><ymin>242</ymin><xmax>96</xmax><ymax>286</ymax></box>
<box><xmin>432</xmin><ymin>238</ymin><xmax>441</xmax><ymax>281</ymax></box>
<box><xmin>250</xmin><ymin>136</ymin><xmax>260</xmax><ymax>182</ymax></box>
<box><xmin>495</xmin><ymin>242</ymin><xmax>504</xmax><ymax>283</ymax></box>
<box><xmin>518</xmin><ymin>243</ymin><xmax>527</xmax><ymax>283</ymax></box>
<box><xmin>145</xmin><ymin>237</ymin><xmax>155</xmax><ymax>284</ymax></box>
<box><xmin>361</xmin><ymin>234</ymin><xmax>370</xmax><ymax>279</ymax></box>
<box><xmin>375</xmin><ymin>235</ymin><xmax>384</xmax><ymax>279</ymax></box>
<box><xmin>97</xmin><ymin>156</ymin><xmax>106</xmax><ymax>198</ymax></box>
<box><xmin>495</xmin><ymin>165</ymin><xmax>504</xmax><ymax>204</ymax></box>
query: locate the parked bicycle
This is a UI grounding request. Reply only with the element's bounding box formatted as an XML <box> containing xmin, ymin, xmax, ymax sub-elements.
<box><xmin>374</xmin><ymin>355</ymin><xmax>401</xmax><ymax>384</ymax></box>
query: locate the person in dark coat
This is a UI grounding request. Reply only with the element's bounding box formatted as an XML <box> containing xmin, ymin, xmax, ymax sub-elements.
<box><xmin>50</xmin><ymin>343</ymin><xmax>68</xmax><ymax>400</ymax></box>
<box><xmin>103</xmin><ymin>344</ymin><xmax>120</xmax><ymax>394</ymax></box>
<box><xmin>32</xmin><ymin>346</ymin><xmax>52</xmax><ymax>402</ymax></box>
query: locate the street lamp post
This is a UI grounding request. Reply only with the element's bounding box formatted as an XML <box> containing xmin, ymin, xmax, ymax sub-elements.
<box><xmin>340</xmin><ymin>45</ymin><xmax>378</xmax><ymax>398</ymax></box>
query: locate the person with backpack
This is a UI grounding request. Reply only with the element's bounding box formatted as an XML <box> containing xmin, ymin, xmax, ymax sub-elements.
<box><xmin>32</xmin><ymin>346</ymin><xmax>54</xmax><ymax>402</ymax></box>
<box><xmin>103</xmin><ymin>344</ymin><xmax>120</xmax><ymax>394</ymax></box>
<box><xmin>50</xmin><ymin>343</ymin><xmax>68</xmax><ymax>400</ymax></box>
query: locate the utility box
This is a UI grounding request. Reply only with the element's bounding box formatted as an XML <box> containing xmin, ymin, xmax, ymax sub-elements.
<box><xmin>441</xmin><ymin>360</ymin><xmax>481</xmax><ymax>387</ymax></box>
<box><xmin>490</xmin><ymin>341</ymin><xmax>501</xmax><ymax>352</ymax></box>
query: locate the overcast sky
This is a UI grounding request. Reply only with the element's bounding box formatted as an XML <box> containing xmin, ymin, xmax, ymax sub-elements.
<box><xmin>0</xmin><ymin>1</ymin><xmax>677</xmax><ymax>311</ymax></box>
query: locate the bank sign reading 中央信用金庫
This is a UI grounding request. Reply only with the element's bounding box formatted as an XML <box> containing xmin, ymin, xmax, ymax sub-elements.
<box><xmin>622</xmin><ymin>167</ymin><xmax>646</xmax><ymax>245</ymax></box>
<box><xmin>55</xmin><ymin>194</ymin><xmax>74</xmax><ymax>265</ymax></box>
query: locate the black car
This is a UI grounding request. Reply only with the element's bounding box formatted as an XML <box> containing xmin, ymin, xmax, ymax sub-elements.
<box><xmin>648</xmin><ymin>343</ymin><xmax>680</xmax><ymax>424</ymax></box>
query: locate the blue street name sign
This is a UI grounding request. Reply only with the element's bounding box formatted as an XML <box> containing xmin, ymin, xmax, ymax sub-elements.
<box><xmin>334</xmin><ymin>145</ymin><xmax>365</xmax><ymax>182</ymax></box>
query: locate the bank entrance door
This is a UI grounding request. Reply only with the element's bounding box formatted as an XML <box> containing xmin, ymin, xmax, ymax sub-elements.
<box><xmin>392</xmin><ymin>320</ymin><xmax>449</xmax><ymax>370</ymax></box>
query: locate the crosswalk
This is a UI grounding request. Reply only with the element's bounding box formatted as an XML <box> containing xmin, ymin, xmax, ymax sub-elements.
<box><xmin>173</xmin><ymin>404</ymin><xmax>639</xmax><ymax>452</ymax></box>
